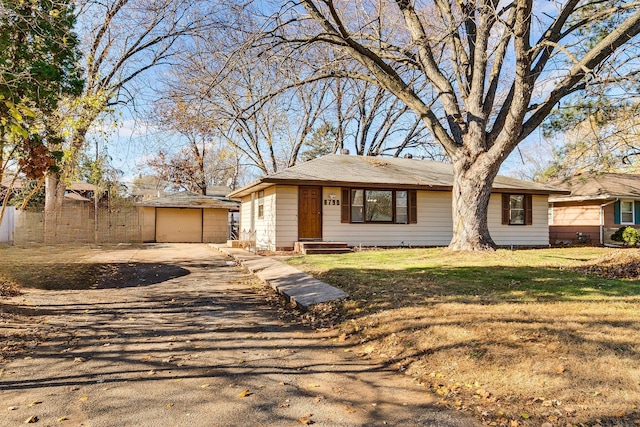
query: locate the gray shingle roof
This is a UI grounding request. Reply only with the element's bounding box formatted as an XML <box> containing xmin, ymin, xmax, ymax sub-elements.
<box><xmin>229</xmin><ymin>154</ymin><xmax>567</xmax><ymax>197</ymax></box>
<box><xmin>136</xmin><ymin>191</ymin><xmax>239</xmax><ymax>209</ymax></box>
<box><xmin>548</xmin><ymin>173</ymin><xmax>640</xmax><ymax>202</ymax></box>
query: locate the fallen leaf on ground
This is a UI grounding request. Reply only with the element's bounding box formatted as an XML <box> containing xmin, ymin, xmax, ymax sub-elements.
<box><xmin>8</xmin><ymin>406</ymin><xmax>18</xmax><ymax>410</ymax></box>
<box><xmin>25</xmin><ymin>415</ymin><xmax>38</xmax><ymax>423</ymax></box>
<box><xmin>74</xmin><ymin>357</ymin><xmax>86</xmax><ymax>363</ymax></box>
<box><xmin>237</xmin><ymin>389</ymin><xmax>252</xmax><ymax>398</ymax></box>
<box><xmin>344</xmin><ymin>405</ymin><xmax>356</xmax><ymax>413</ymax></box>
<box><xmin>200</xmin><ymin>384</ymin><xmax>210</xmax><ymax>388</ymax></box>
<box><xmin>79</xmin><ymin>397</ymin><xmax>88</xmax><ymax>402</ymax></box>
<box><xmin>298</xmin><ymin>413</ymin><xmax>314</xmax><ymax>425</ymax></box>
<box><xmin>28</xmin><ymin>401</ymin><xmax>42</xmax><ymax>407</ymax></box>
<box><xmin>307</xmin><ymin>383</ymin><xmax>320</xmax><ymax>388</ymax></box>
<box><xmin>57</xmin><ymin>416</ymin><xmax>68</xmax><ymax>422</ymax></box>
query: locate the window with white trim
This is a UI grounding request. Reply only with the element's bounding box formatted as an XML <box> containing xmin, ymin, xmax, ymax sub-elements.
<box><xmin>621</xmin><ymin>200</ymin><xmax>634</xmax><ymax>224</ymax></box>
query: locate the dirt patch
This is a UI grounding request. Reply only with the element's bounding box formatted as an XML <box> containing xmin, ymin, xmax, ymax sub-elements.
<box><xmin>7</xmin><ymin>262</ymin><xmax>191</xmax><ymax>291</ymax></box>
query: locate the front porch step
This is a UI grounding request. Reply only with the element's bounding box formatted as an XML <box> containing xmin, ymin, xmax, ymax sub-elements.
<box><xmin>294</xmin><ymin>241</ymin><xmax>352</xmax><ymax>255</ymax></box>
<box><xmin>304</xmin><ymin>247</ymin><xmax>353</xmax><ymax>255</ymax></box>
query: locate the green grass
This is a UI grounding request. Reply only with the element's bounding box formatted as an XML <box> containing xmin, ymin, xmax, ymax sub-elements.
<box><xmin>285</xmin><ymin>247</ymin><xmax>640</xmax><ymax>425</ymax></box>
<box><xmin>286</xmin><ymin>247</ymin><xmax>640</xmax><ymax>304</ymax></box>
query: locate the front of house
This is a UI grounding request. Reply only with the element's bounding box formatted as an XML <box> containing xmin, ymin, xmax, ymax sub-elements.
<box><xmin>228</xmin><ymin>154</ymin><xmax>567</xmax><ymax>251</ymax></box>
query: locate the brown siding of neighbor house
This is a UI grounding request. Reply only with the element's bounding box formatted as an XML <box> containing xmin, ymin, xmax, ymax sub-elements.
<box><xmin>551</xmin><ymin>200</ymin><xmax>602</xmax><ymax>226</ymax></box>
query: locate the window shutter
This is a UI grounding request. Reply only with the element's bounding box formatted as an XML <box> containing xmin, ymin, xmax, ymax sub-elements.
<box><xmin>635</xmin><ymin>201</ymin><xmax>640</xmax><ymax>225</ymax></box>
<box><xmin>341</xmin><ymin>188</ymin><xmax>350</xmax><ymax>223</ymax></box>
<box><xmin>614</xmin><ymin>201</ymin><xmax>621</xmax><ymax>225</ymax></box>
<box><xmin>409</xmin><ymin>190</ymin><xmax>417</xmax><ymax>224</ymax></box>
<box><xmin>501</xmin><ymin>194</ymin><xmax>509</xmax><ymax>225</ymax></box>
<box><xmin>525</xmin><ymin>194</ymin><xmax>533</xmax><ymax>225</ymax></box>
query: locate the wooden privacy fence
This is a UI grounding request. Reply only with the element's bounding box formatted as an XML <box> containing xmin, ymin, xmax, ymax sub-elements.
<box><xmin>14</xmin><ymin>201</ymin><xmax>142</xmax><ymax>245</ymax></box>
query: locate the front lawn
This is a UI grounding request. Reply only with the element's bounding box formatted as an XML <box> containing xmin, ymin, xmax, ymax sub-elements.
<box><xmin>286</xmin><ymin>247</ymin><xmax>640</xmax><ymax>426</ymax></box>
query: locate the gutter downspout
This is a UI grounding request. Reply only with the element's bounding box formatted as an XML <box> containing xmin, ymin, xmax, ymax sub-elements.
<box><xmin>600</xmin><ymin>198</ymin><xmax>618</xmax><ymax>245</ymax></box>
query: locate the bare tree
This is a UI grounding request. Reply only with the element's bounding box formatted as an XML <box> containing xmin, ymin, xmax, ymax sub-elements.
<box><xmin>145</xmin><ymin>97</ymin><xmax>243</xmax><ymax>194</ymax></box>
<box><xmin>265</xmin><ymin>0</ymin><xmax>640</xmax><ymax>250</ymax></box>
<box><xmin>44</xmin><ymin>0</ymin><xmax>221</xmax><ymax>240</ymax></box>
<box><xmin>330</xmin><ymin>78</ymin><xmax>442</xmax><ymax>158</ymax></box>
<box><xmin>163</xmin><ymin>18</ymin><xmax>335</xmax><ymax>175</ymax></box>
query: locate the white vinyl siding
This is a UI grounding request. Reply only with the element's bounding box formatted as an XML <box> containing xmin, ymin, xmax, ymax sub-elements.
<box><xmin>239</xmin><ymin>195</ymin><xmax>253</xmax><ymax>240</ymax></box>
<box><xmin>275</xmin><ymin>185</ymin><xmax>298</xmax><ymax>250</ymax></box>
<box><xmin>254</xmin><ymin>186</ymin><xmax>276</xmax><ymax>250</ymax></box>
<box><xmin>240</xmin><ymin>185</ymin><xmax>551</xmax><ymax>249</ymax></box>
<box><xmin>489</xmin><ymin>194</ymin><xmax>549</xmax><ymax>246</ymax></box>
<box><xmin>322</xmin><ymin>187</ymin><xmax>452</xmax><ymax>247</ymax></box>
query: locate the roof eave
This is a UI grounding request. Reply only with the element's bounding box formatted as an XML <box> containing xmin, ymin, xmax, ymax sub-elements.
<box><xmin>549</xmin><ymin>194</ymin><xmax>640</xmax><ymax>203</ymax></box>
<box><xmin>229</xmin><ymin>178</ymin><xmax>568</xmax><ymax>196</ymax></box>
<box><xmin>227</xmin><ymin>179</ymin><xmax>273</xmax><ymax>198</ymax></box>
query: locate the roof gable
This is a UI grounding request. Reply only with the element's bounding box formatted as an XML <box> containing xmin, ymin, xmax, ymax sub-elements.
<box><xmin>549</xmin><ymin>173</ymin><xmax>640</xmax><ymax>201</ymax></box>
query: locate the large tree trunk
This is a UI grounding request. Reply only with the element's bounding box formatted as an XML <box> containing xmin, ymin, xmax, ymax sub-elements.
<box><xmin>44</xmin><ymin>172</ymin><xmax>66</xmax><ymax>244</ymax></box>
<box><xmin>447</xmin><ymin>155</ymin><xmax>501</xmax><ymax>251</ymax></box>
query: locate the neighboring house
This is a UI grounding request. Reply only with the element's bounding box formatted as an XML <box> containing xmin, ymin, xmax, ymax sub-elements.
<box><xmin>227</xmin><ymin>154</ymin><xmax>568</xmax><ymax>251</ymax></box>
<box><xmin>548</xmin><ymin>173</ymin><xmax>640</xmax><ymax>245</ymax></box>
<box><xmin>1</xmin><ymin>176</ymin><xmax>97</xmax><ymax>204</ymax></box>
<box><xmin>136</xmin><ymin>191</ymin><xmax>239</xmax><ymax>243</ymax></box>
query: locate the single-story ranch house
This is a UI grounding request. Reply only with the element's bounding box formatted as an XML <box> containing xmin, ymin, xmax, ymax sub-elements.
<box><xmin>549</xmin><ymin>173</ymin><xmax>640</xmax><ymax>245</ymax></box>
<box><xmin>137</xmin><ymin>191</ymin><xmax>239</xmax><ymax>243</ymax></box>
<box><xmin>227</xmin><ymin>154</ymin><xmax>568</xmax><ymax>251</ymax></box>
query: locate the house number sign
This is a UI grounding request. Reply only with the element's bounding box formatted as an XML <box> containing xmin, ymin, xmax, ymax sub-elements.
<box><xmin>324</xmin><ymin>199</ymin><xmax>340</xmax><ymax>205</ymax></box>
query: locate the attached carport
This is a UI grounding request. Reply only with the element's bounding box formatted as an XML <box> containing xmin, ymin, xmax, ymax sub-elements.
<box><xmin>136</xmin><ymin>191</ymin><xmax>239</xmax><ymax>243</ymax></box>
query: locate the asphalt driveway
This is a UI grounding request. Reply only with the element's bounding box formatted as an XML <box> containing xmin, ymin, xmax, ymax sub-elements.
<box><xmin>0</xmin><ymin>244</ymin><xmax>479</xmax><ymax>426</ymax></box>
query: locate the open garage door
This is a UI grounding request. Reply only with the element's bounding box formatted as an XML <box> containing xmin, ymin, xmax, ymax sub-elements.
<box><xmin>156</xmin><ymin>208</ymin><xmax>202</xmax><ymax>243</ymax></box>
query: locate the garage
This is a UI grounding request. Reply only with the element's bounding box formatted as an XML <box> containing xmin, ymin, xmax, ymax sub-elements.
<box><xmin>137</xmin><ymin>191</ymin><xmax>239</xmax><ymax>243</ymax></box>
<box><xmin>155</xmin><ymin>208</ymin><xmax>203</xmax><ymax>243</ymax></box>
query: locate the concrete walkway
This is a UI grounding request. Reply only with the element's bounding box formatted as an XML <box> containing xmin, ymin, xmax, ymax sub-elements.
<box><xmin>211</xmin><ymin>245</ymin><xmax>347</xmax><ymax>309</ymax></box>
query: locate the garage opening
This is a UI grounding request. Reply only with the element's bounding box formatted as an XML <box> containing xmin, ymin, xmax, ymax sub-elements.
<box><xmin>155</xmin><ymin>208</ymin><xmax>203</xmax><ymax>243</ymax></box>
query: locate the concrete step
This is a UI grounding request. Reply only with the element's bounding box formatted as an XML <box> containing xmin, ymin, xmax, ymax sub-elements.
<box><xmin>295</xmin><ymin>241</ymin><xmax>349</xmax><ymax>253</ymax></box>
<box><xmin>303</xmin><ymin>247</ymin><xmax>353</xmax><ymax>255</ymax></box>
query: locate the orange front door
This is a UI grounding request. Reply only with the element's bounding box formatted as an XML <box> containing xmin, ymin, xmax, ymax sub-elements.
<box><xmin>298</xmin><ymin>186</ymin><xmax>322</xmax><ymax>240</ymax></box>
